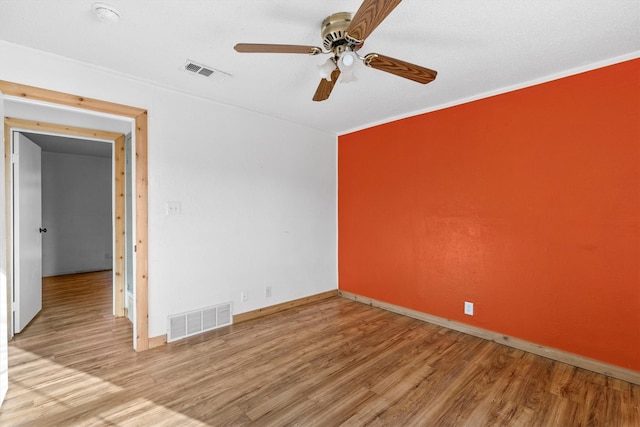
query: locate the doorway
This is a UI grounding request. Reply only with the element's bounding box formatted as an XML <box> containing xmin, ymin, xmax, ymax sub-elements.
<box><xmin>0</xmin><ymin>80</ymin><xmax>149</xmax><ymax>351</ymax></box>
<box><xmin>6</xmin><ymin>119</ymin><xmax>127</xmax><ymax>333</ymax></box>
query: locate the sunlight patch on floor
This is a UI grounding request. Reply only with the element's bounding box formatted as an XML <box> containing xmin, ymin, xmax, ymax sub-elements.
<box><xmin>1</xmin><ymin>348</ymin><xmax>207</xmax><ymax>426</ymax></box>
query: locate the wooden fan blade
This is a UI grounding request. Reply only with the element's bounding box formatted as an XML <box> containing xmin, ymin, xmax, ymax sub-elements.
<box><xmin>234</xmin><ymin>43</ymin><xmax>322</xmax><ymax>55</ymax></box>
<box><xmin>364</xmin><ymin>53</ymin><xmax>437</xmax><ymax>84</ymax></box>
<box><xmin>313</xmin><ymin>69</ymin><xmax>341</xmax><ymax>102</ymax></box>
<box><xmin>346</xmin><ymin>0</ymin><xmax>403</xmax><ymax>43</ymax></box>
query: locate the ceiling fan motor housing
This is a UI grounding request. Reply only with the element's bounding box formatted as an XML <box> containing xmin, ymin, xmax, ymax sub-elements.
<box><xmin>321</xmin><ymin>12</ymin><xmax>361</xmax><ymax>55</ymax></box>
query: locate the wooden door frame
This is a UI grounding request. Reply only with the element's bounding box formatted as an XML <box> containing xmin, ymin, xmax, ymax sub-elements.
<box><xmin>5</xmin><ymin>118</ymin><xmax>126</xmax><ymax>317</ymax></box>
<box><xmin>0</xmin><ymin>80</ymin><xmax>149</xmax><ymax>351</ymax></box>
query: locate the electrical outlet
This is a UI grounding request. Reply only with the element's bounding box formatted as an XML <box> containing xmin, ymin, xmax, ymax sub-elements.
<box><xmin>265</xmin><ymin>286</ymin><xmax>272</xmax><ymax>298</ymax></box>
<box><xmin>464</xmin><ymin>301</ymin><xmax>474</xmax><ymax>316</ymax></box>
<box><xmin>240</xmin><ymin>291</ymin><xmax>248</xmax><ymax>302</ymax></box>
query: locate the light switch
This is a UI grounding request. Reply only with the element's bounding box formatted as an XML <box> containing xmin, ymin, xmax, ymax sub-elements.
<box><xmin>166</xmin><ymin>201</ymin><xmax>181</xmax><ymax>215</ymax></box>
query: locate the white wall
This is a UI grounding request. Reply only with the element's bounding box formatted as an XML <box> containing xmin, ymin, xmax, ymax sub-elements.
<box><xmin>41</xmin><ymin>150</ymin><xmax>113</xmax><ymax>276</ymax></box>
<box><xmin>0</xmin><ymin>41</ymin><xmax>337</xmax><ymax>338</ymax></box>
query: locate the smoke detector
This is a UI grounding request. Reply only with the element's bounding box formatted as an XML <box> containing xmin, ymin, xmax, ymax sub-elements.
<box><xmin>92</xmin><ymin>3</ymin><xmax>120</xmax><ymax>23</ymax></box>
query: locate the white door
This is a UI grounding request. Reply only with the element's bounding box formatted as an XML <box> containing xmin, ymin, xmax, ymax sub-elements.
<box><xmin>13</xmin><ymin>133</ymin><xmax>43</xmax><ymax>333</ymax></box>
<box><xmin>0</xmin><ymin>90</ymin><xmax>9</xmax><ymax>406</ymax></box>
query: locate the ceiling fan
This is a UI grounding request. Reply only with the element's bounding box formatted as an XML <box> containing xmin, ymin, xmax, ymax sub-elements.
<box><xmin>234</xmin><ymin>0</ymin><xmax>437</xmax><ymax>101</ymax></box>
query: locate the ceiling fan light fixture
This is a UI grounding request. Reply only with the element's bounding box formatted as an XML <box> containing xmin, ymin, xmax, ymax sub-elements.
<box><xmin>339</xmin><ymin>51</ymin><xmax>357</xmax><ymax>69</ymax></box>
<box><xmin>92</xmin><ymin>2</ymin><xmax>120</xmax><ymax>23</ymax></box>
<box><xmin>318</xmin><ymin>58</ymin><xmax>337</xmax><ymax>81</ymax></box>
<box><xmin>339</xmin><ymin>68</ymin><xmax>357</xmax><ymax>84</ymax></box>
<box><xmin>337</xmin><ymin>51</ymin><xmax>358</xmax><ymax>83</ymax></box>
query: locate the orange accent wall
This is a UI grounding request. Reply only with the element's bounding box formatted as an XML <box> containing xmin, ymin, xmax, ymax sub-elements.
<box><xmin>338</xmin><ymin>59</ymin><xmax>640</xmax><ymax>371</ymax></box>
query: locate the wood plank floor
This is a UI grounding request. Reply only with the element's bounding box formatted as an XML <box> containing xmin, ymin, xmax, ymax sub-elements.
<box><xmin>1</xmin><ymin>271</ymin><xmax>638</xmax><ymax>426</ymax></box>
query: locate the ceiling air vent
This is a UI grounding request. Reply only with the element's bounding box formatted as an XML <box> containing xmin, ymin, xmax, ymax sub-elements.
<box><xmin>182</xmin><ymin>60</ymin><xmax>231</xmax><ymax>79</ymax></box>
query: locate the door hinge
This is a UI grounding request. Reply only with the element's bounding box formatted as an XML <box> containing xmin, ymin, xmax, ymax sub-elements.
<box><xmin>11</xmin><ymin>153</ymin><xmax>17</xmax><ymax>163</ymax></box>
<box><xmin>134</xmin><ymin>245</ymin><xmax>137</xmax><ymax>252</ymax></box>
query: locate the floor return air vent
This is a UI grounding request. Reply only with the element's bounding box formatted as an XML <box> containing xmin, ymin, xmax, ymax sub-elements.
<box><xmin>167</xmin><ymin>302</ymin><xmax>232</xmax><ymax>342</ymax></box>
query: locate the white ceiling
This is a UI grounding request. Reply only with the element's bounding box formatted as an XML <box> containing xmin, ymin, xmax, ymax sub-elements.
<box><xmin>1</xmin><ymin>1</ymin><xmax>638</xmax><ymax>134</ymax></box>
<box><xmin>22</xmin><ymin>132</ymin><xmax>113</xmax><ymax>159</ymax></box>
